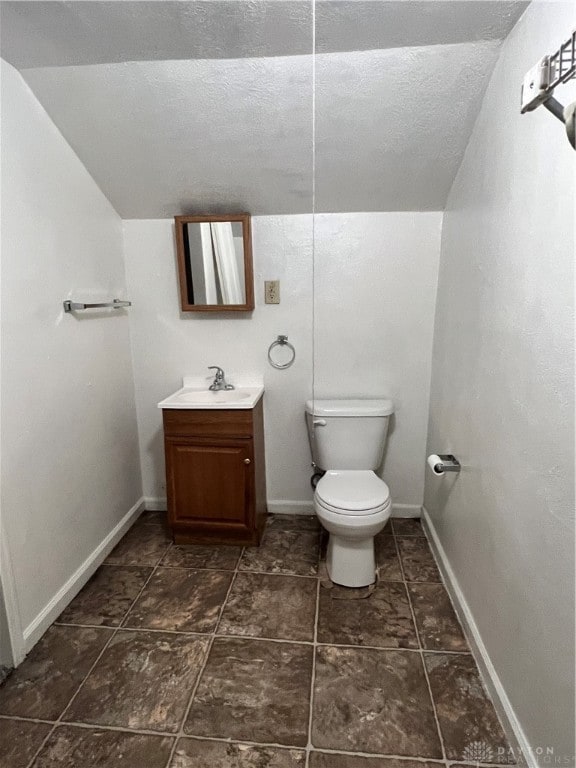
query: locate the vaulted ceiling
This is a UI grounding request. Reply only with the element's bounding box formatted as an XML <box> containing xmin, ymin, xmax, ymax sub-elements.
<box><xmin>0</xmin><ymin>1</ymin><xmax>529</xmax><ymax>216</ymax></box>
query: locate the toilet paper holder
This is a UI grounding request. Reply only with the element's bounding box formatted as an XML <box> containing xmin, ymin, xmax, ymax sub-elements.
<box><xmin>429</xmin><ymin>454</ymin><xmax>461</xmax><ymax>474</ymax></box>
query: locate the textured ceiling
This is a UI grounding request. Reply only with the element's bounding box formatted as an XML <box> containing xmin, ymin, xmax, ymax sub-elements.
<box><xmin>0</xmin><ymin>1</ymin><xmax>529</xmax><ymax>216</ymax></box>
<box><xmin>0</xmin><ymin>1</ymin><xmax>528</xmax><ymax>66</ymax></box>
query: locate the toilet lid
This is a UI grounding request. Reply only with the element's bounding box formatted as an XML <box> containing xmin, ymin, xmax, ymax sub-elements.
<box><xmin>315</xmin><ymin>471</ymin><xmax>390</xmax><ymax>513</ymax></box>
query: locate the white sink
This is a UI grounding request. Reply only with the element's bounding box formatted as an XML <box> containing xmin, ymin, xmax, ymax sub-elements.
<box><xmin>158</xmin><ymin>385</ymin><xmax>264</xmax><ymax>410</ymax></box>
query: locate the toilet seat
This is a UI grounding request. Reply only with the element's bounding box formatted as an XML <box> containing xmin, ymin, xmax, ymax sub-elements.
<box><xmin>315</xmin><ymin>470</ymin><xmax>390</xmax><ymax>516</ymax></box>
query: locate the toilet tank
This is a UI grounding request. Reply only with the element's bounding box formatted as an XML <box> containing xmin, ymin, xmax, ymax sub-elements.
<box><xmin>305</xmin><ymin>399</ymin><xmax>394</xmax><ymax>471</ymax></box>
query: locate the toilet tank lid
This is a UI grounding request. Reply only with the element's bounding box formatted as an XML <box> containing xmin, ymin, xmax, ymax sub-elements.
<box><xmin>305</xmin><ymin>399</ymin><xmax>394</xmax><ymax>417</ymax></box>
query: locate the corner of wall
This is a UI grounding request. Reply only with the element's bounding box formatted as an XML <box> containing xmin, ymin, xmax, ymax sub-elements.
<box><xmin>422</xmin><ymin>507</ymin><xmax>535</xmax><ymax>768</ymax></box>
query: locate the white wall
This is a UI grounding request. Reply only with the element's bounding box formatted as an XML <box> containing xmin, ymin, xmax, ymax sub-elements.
<box><xmin>424</xmin><ymin>1</ymin><xmax>575</xmax><ymax>762</ymax></box>
<box><xmin>123</xmin><ymin>216</ymin><xmax>314</xmax><ymax>511</ymax></box>
<box><xmin>123</xmin><ymin>212</ymin><xmax>441</xmax><ymax>511</ymax></box>
<box><xmin>314</xmin><ymin>213</ymin><xmax>441</xmax><ymax>506</ymax></box>
<box><xmin>0</xmin><ymin>60</ymin><xmax>142</xmax><ymax>650</ymax></box>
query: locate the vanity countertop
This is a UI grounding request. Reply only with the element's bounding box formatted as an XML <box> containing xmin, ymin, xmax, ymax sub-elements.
<box><xmin>158</xmin><ymin>385</ymin><xmax>264</xmax><ymax>410</ymax></box>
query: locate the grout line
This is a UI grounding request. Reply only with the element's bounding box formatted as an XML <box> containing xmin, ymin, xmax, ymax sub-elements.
<box><xmin>34</xmin><ymin>718</ymin><xmax>179</xmax><ymax>739</ymax></box>
<box><xmin>311</xmin><ymin>746</ymin><xmax>510</xmax><ymax>766</ymax></box>
<box><xmin>23</xmin><ymin>540</ymin><xmax>172</xmax><ymax>768</ymax></box>
<box><xmin>0</xmin><ymin>712</ymin><xmax>513</xmax><ymax>767</ymax></box>
<box><xmin>53</xmin><ymin>622</ymin><xmax>211</xmax><ymax>637</ymax></box>
<box><xmin>305</xmin><ymin>541</ymin><xmax>322</xmax><ymax>768</ymax></box>
<box><xmin>162</xmin><ymin>547</ymin><xmax>243</xmax><ymax>768</ymax></box>
<box><xmin>315</xmin><ymin>643</ymin><xmax>470</xmax><ymax>656</ymax></box>
<box><xmin>394</xmin><ymin>533</ymin><xmax>448</xmax><ymax>763</ymax></box>
<box><xmin>311</xmin><ymin>747</ymin><xmax>445</xmax><ymax>761</ymax></box>
<box><xmin>0</xmin><ymin>714</ymin><xmax>56</xmax><ymax>724</ymax></box>
<box><xmin>5</xmin><ymin>619</ymin><xmax>476</xmax><ymax>649</ymax></box>
<box><xmin>178</xmin><ymin>732</ymin><xmax>306</xmax><ymax>753</ymax></box>
<box><xmin>138</xmin><ymin>563</ymin><xmax>237</xmax><ymax>571</ymax></box>
<box><xmin>234</xmin><ymin>566</ymin><xmax>321</xmax><ymax>579</ymax></box>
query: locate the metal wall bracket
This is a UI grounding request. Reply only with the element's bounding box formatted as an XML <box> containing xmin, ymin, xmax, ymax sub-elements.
<box><xmin>521</xmin><ymin>29</ymin><xmax>575</xmax><ymax>129</ymax></box>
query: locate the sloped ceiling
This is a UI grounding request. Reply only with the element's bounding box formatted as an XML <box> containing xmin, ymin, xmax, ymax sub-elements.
<box><xmin>0</xmin><ymin>1</ymin><xmax>528</xmax><ymax>216</ymax></box>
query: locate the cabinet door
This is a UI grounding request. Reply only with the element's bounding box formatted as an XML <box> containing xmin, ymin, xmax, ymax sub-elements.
<box><xmin>165</xmin><ymin>438</ymin><xmax>253</xmax><ymax>532</ymax></box>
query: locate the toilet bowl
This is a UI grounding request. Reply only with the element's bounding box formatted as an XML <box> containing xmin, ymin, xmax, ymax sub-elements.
<box><xmin>305</xmin><ymin>398</ymin><xmax>395</xmax><ymax>588</ymax></box>
<box><xmin>315</xmin><ymin>470</ymin><xmax>391</xmax><ymax>587</ymax></box>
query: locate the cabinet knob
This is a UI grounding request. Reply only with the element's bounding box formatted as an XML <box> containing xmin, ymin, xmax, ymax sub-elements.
<box><xmin>244</xmin><ymin>458</ymin><xmax>251</xmax><ymax>465</ymax></box>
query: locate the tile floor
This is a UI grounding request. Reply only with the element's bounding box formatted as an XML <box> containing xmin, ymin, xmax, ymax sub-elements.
<box><xmin>0</xmin><ymin>513</ymin><xmax>515</xmax><ymax>768</ymax></box>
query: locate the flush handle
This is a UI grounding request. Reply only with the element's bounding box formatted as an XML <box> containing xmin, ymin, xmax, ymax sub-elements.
<box><xmin>244</xmin><ymin>458</ymin><xmax>251</xmax><ymax>465</ymax></box>
<box><xmin>313</xmin><ymin>419</ymin><xmax>327</xmax><ymax>427</ymax></box>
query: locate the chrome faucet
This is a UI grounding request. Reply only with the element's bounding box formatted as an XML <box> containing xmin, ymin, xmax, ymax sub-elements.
<box><xmin>208</xmin><ymin>366</ymin><xmax>234</xmax><ymax>391</ymax></box>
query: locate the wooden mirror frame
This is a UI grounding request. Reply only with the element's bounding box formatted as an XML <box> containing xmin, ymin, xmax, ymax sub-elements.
<box><xmin>174</xmin><ymin>213</ymin><xmax>254</xmax><ymax>312</ymax></box>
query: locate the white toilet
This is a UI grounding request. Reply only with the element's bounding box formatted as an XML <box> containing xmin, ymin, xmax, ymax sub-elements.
<box><xmin>305</xmin><ymin>399</ymin><xmax>394</xmax><ymax>588</ymax></box>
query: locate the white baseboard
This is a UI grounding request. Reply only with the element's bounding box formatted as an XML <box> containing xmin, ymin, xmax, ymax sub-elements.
<box><xmin>0</xmin><ymin>521</ymin><xmax>25</xmax><ymax>665</ymax></box>
<box><xmin>421</xmin><ymin>506</ymin><xmax>533</xmax><ymax>768</ymax></box>
<box><xmin>22</xmin><ymin>497</ymin><xmax>146</xmax><ymax>653</ymax></box>
<box><xmin>144</xmin><ymin>496</ymin><xmax>167</xmax><ymax>512</ymax></box>
<box><xmin>258</xmin><ymin>501</ymin><xmax>422</xmax><ymax>517</ymax></box>
<box><xmin>144</xmin><ymin>497</ymin><xmax>422</xmax><ymax>519</ymax></box>
<box><xmin>391</xmin><ymin>503</ymin><xmax>421</xmax><ymax>518</ymax></box>
<box><xmin>267</xmin><ymin>500</ymin><xmax>315</xmax><ymax>516</ymax></box>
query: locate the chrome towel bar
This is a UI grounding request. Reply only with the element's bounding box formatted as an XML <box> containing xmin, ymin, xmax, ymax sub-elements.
<box><xmin>63</xmin><ymin>299</ymin><xmax>132</xmax><ymax>313</ymax></box>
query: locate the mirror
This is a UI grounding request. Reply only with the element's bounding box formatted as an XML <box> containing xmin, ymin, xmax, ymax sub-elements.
<box><xmin>174</xmin><ymin>214</ymin><xmax>254</xmax><ymax>312</ymax></box>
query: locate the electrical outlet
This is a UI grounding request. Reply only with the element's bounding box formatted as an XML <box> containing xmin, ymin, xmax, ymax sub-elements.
<box><xmin>265</xmin><ymin>280</ymin><xmax>280</xmax><ymax>304</ymax></box>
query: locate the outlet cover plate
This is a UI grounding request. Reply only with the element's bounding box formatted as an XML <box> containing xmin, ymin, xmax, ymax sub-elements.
<box><xmin>265</xmin><ymin>280</ymin><xmax>280</xmax><ymax>304</ymax></box>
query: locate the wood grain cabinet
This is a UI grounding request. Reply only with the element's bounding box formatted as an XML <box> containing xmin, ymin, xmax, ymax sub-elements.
<box><xmin>162</xmin><ymin>400</ymin><xmax>267</xmax><ymax>545</ymax></box>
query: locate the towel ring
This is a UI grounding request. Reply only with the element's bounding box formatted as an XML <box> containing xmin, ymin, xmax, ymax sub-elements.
<box><xmin>268</xmin><ymin>335</ymin><xmax>296</xmax><ymax>370</ymax></box>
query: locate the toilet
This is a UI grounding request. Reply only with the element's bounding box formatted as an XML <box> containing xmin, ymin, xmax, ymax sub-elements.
<box><xmin>305</xmin><ymin>398</ymin><xmax>394</xmax><ymax>588</ymax></box>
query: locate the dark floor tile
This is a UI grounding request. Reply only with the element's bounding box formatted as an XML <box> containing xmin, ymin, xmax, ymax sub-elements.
<box><xmin>162</xmin><ymin>544</ymin><xmax>242</xmax><ymax>570</ymax></box>
<box><xmin>124</xmin><ymin>568</ymin><xmax>232</xmax><ymax>633</ymax></box>
<box><xmin>0</xmin><ymin>626</ymin><xmax>112</xmax><ymax>720</ymax></box>
<box><xmin>317</xmin><ymin>581</ymin><xmax>417</xmax><ymax>648</ymax></box>
<box><xmin>266</xmin><ymin>514</ymin><xmax>320</xmax><ymax>532</ymax></box>
<box><xmin>105</xmin><ymin>524</ymin><xmax>172</xmax><ymax>566</ymax></box>
<box><xmin>319</xmin><ymin>528</ymin><xmax>329</xmax><ymax>561</ymax></box>
<box><xmin>138</xmin><ymin>509</ymin><xmax>167</xmax><ymax>526</ymax></box>
<box><xmin>425</xmin><ymin>654</ymin><xmax>513</xmax><ymax>762</ymax></box>
<box><xmin>312</xmin><ymin>646</ymin><xmax>441</xmax><ymax>757</ymax></box>
<box><xmin>375</xmin><ymin>535</ymin><xmax>403</xmax><ymax>581</ymax></box>
<box><xmin>240</xmin><ymin>529</ymin><xmax>319</xmax><ymax>576</ymax></box>
<box><xmin>32</xmin><ymin>725</ymin><xmax>173</xmax><ymax>768</ymax></box>
<box><xmin>397</xmin><ymin>537</ymin><xmax>441</xmax><ymax>582</ymax></box>
<box><xmin>310</xmin><ymin>755</ymin><xmax>444</xmax><ymax>768</ymax></box>
<box><xmin>170</xmin><ymin>739</ymin><xmax>306</xmax><ymax>767</ymax></box>
<box><xmin>57</xmin><ymin>565</ymin><xmax>152</xmax><ymax>627</ymax></box>
<box><xmin>392</xmin><ymin>518</ymin><xmax>425</xmax><ymax>537</ymax></box>
<box><xmin>219</xmin><ymin>573</ymin><xmax>317</xmax><ymax>642</ymax></box>
<box><xmin>408</xmin><ymin>583</ymin><xmax>468</xmax><ymax>651</ymax></box>
<box><xmin>380</xmin><ymin>519</ymin><xmax>393</xmax><ymax>536</ymax></box>
<box><xmin>184</xmin><ymin>637</ymin><xmax>313</xmax><ymax>746</ymax></box>
<box><xmin>452</xmin><ymin>760</ymin><xmax>516</xmax><ymax>768</ymax></box>
<box><xmin>0</xmin><ymin>718</ymin><xmax>52</xmax><ymax>768</ymax></box>
<box><xmin>63</xmin><ymin>630</ymin><xmax>208</xmax><ymax>732</ymax></box>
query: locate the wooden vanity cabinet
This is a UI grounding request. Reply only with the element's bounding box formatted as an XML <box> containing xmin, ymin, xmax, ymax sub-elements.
<box><xmin>162</xmin><ymin>400</ymin><xmax>267</xmax><ymax>545</ymax></box>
